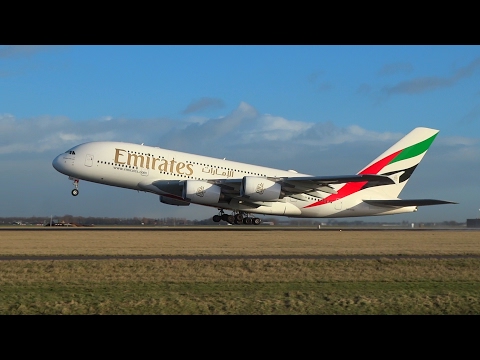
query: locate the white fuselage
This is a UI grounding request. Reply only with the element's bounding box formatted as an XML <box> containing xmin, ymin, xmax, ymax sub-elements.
<box><xmin>52</xmin><ymin>141</ymin><xmax>417</xmax><ymax>218</ymax></box>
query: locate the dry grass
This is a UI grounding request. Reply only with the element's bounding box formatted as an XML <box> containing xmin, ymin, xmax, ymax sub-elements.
<box><xmin>0</xmin><ymin>229</ymin><xmax>479</xmax><ymax>256</ymax></box>
<box><xmin>1</xmin><ymin>258</ymin><xmax>479</xmax><ymax>283</ymax></box>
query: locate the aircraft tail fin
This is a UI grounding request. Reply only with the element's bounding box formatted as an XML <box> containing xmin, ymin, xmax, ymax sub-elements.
<box><xmin>357</xmin><ymin>127</ymin><xmax>439</xmax><ymax>198</ymax></box>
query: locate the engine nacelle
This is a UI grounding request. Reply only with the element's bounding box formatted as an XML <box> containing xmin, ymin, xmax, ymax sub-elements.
<box><xmin>159</xmin><ymin>195</ymin><xmax>190</xmax><ymax>206</ymax></box>
<box><xmin>182</xmin><ymin>180</ymin><xmax>222</xmax><ymax>205</ymax></box>
<box><xmin>240</xmin><ymin>176</ymin><xmax>282</xmax><ymax>201</ymax></box>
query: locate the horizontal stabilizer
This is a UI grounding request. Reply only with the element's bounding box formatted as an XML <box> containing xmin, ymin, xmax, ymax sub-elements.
<box><xmin>363</xmin><ymin>199</ymin><xmax>458</xmax><ymax>207</ymax></box>
<box><xmin>280</xmin><ymin>174</ymin><xmax>395</xmax><ymax>186</ymax></box>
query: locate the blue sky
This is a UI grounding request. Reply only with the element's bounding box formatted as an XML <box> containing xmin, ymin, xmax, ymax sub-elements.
<box><xmin>1</xmin><ymin>45</ymin><xmax>479</xmax><ymax>223</ymax></box>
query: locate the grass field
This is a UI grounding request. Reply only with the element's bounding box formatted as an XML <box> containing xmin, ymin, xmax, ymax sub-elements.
<box><xmin>1</xmin><ymin>229</ymin><xmax>479</xmax><ymax>256</ymax></box>
<box><xmin>1</xmin><ymin>229</ymin><xmax>479</xmax><ymax>314</ymax></box>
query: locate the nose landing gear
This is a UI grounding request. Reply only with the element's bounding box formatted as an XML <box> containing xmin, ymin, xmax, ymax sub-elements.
<box><xmin>71</xmin><ymin>178</ymin><xmax>79</xmax><ymax>196</ymax></box>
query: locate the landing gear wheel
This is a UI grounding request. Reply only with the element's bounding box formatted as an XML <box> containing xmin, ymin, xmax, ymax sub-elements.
<box><xmin>213</xmin><ymin>215</ymin><xmax>221</xmax><ymax>222</ymax></box>
<box><xmin>243</xmin><ymin>217</ymin><xmax>253</xmax><ymax>225</ymax></box>
<box><xmin>234</xmin><ymin>214</ymin><xmax>243</xmax><ymax>222</ymax></box>
<box><xmin>71</xmin><ymin>189</ymin><xmax>79</xmax><ymax>196</ymax></box>
<box><xmin>253</xmin><ymin>218</ymin><xmax>261</xmax><ymax>225</ymax></box>
<box><xmin>226</xmin><ymin>215</ymin><xmax>235</xmax><ymax>224</ymax></box>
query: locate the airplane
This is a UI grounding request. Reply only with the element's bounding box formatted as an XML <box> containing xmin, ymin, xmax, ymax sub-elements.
<box><xmin>52</xmin><ymin>127</ymin><xmax>457</xmax><ymax>225</ymax></box>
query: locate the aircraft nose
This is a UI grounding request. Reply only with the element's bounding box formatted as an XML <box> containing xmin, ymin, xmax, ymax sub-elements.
<box><xmin>52</xmin><ymin>154</ymin><xmax>66</xmax><ymax>174</ymax></box>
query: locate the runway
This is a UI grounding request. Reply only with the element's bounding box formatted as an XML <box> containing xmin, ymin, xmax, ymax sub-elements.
<box><xmin>0</xmin><ymin>225</ymin><xmax>476</xmax><ymax>231</ymax></box>
<box><xmin>1</xmin><ymin>254</ymin><xmax>480</xmax><ymax>261</ymax></box>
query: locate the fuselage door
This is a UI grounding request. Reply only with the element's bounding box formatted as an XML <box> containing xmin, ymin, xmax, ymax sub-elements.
<box><xmin>334</xmin><ymin>200</ymin><xmax>342</xmax><ymax>210</ymax></box>
<box><xmin>85</xmin><ymin>154</ymin><xmax>94</xmax><ymax>167</ymax></box>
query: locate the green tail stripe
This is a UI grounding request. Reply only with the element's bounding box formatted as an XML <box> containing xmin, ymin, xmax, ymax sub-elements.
<box><xmin>389</xmin><ymin>133</ymin><xmax>438</xmax><ymax>165</ymax></box>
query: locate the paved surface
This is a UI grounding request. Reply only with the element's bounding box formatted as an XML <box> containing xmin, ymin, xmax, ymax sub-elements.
<box><xmin>1</xmin><ymin>226</ymin><xmax>477</xmax><ymax>231</ymax></box>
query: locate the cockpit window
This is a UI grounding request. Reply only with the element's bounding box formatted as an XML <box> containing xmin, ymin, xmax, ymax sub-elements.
<box><xmin>65</xmin><ymin>150</ymin><xmax>76</xmax><ymax>155</ymax></box>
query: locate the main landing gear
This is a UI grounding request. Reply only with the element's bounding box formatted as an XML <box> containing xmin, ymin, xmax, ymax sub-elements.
<box><xmin>212</xmin><ymin>210</ymin><xmax>262</xmax><ymax>225</ymax></box>
<box><xmin>71</xmin><ymin>178</ymin><xmax>79</xmax><ymax>196</ymax></box>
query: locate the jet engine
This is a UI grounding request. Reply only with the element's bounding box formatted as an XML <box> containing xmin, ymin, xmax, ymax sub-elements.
<box><xmin>182</xmin><ymin>180</ymin><xmax>222</xmax><ymax>205</ymax></box>
<box><xmin>159</xmin><ymin>195</ymin><xmax>190</xmax><ymax>206</ymax></box>
<box><xmin>240</xmin><ymin>176</ymin><xmax>282</xmax><ymax>201</ymax></box>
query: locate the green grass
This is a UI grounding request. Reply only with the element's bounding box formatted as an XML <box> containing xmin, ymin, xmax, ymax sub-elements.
<box><xmin>2</xmin><ymin>281</ymin><xmax>478</xmax><ymax>315</ymax></box>
<box><xmin>1</xmin><ymin>259</ymin><xmax>479</xmax><ymax>314</ymax></box>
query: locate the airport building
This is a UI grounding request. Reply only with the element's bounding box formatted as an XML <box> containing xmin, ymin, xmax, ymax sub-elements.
<box><xmin>466</xmin><ymin>219</ymin><xmax>480</xmax><ymax>228</ymax></box>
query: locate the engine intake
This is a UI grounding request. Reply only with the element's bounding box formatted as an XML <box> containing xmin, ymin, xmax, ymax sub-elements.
<box><xmin>240</xmin><ymin>176</ymin><xmax>282</xmax><ymax>201</ymax></box>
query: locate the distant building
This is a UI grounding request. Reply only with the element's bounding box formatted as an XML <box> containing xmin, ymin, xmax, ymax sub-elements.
<box><xmin>466</xmin><ymin>219</ymin><xmax>480</xmax><ymax>228</ymax></box>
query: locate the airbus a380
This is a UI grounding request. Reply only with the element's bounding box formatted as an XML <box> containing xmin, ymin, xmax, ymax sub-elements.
<box><xmin>52</xmin><ymin>127</ymin><xmax>456</xmax><ymax>225</ymax></box>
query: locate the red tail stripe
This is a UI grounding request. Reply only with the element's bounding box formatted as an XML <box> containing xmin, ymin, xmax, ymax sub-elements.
<box><xmin>304</xmin><ymin>149</ymin><xmax>402</xmax><ymax>208</ymax></box>
<box><xmin>359</xmin><ymin>150</ymin><xmax>401</xmax><ymax>175</ymax></box>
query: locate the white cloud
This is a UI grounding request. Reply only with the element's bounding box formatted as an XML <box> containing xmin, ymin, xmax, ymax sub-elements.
<box><xmin>0</xmin><ymin>113</ymin><xmax>16</xmax><ymax>131</ymax></box>
<box><xmin>0</xmin><ymin>103</ymin><xmax>460</xmax><ymax>159</ymax></box>
<box><xmin>437</xmin><ymin>141</ymin><xmax>480</xmax><ymax>162</ymax></box>
<box><xmin>0</xmin><ymin>115</ymin><xmax>117</xmax><ymax>155</ymax></box>
<box><xmin>58</xmin><ymin>133</ymin><xmax>83</xmax><ymax>142</ymax></box>
<box><xmin>382</xmin><ymin>57</ymin><xmax>480</xmax><ymax>96</ymax></box>
<box><xmin>438</xmin><ymin>136</ymin><xmax>479</xmax><ymax>147</ymax></box>
<box><xmin>0</xmin><ymin>45</ymin><xmax>61</xmax><ymax>58</ymax></box>
<box><xmin>239</xmin><ymin>114</ymin><xmax>313</xmax><ymax>142</ymax></box>
<box><xmin>182</xmin><ymin>97</ymin><xmax>225</xmax><ymax>114</ymax></box>
<box><xmin>184</xmin><ymin>116</ymin><xmax>210</xmax><ymax>125</ymax></box>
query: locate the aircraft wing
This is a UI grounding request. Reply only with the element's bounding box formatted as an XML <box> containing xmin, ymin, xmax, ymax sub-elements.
<box><xmin>363</xmin><ymin>199</ymin><xmax>458</xmax><ymax>207</ymax></box>
<box><xmin>210</xmin><ymin>174</ymin><xmax>395</xmax><ymax>198</ymax></box>
<box><xmin>138</xmin><ymin>179</ymin><xmax>184</xmax><ymax>197</ymax></box>
<box><xmin>271</xmin><ymin>174</ymin><xmax>394</xmax><ymax>195</ymax></box>
<box><xmin>140</xmin><ymin>174</ymin><xmax>394</xmax><ymax>200</ymax></box>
